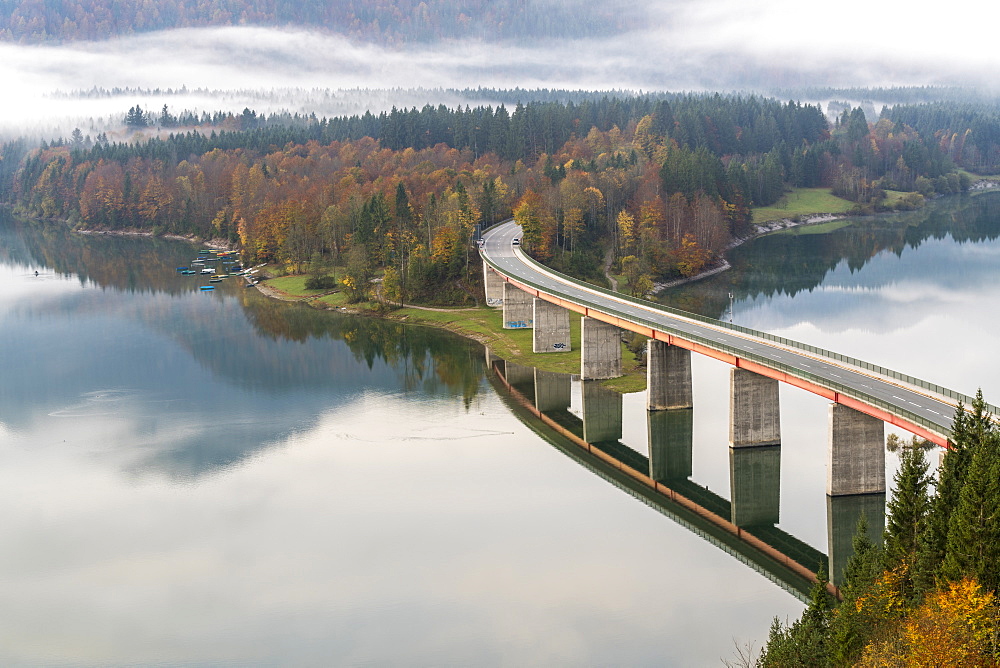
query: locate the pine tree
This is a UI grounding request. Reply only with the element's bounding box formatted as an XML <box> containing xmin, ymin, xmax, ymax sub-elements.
<box><xmin>883</xmin><ymin>439</ymin><xmax>931</xmax><ymax>591</ymax></box>
<box><xmin>829</xmin><ymin>516</ymin><xmax>886</xmax><ymax>665</ymax></box>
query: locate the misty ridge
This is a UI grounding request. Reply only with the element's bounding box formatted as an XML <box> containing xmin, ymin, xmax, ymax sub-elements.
<box><xmin>2</xmin><ymin>0</ymin><xmax>1000</xmax><ymax>140</ymax></box>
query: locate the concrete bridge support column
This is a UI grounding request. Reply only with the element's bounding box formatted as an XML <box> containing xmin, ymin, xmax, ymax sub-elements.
<box><xmin>827</xmin><ymin>493</ymin><xmax>886</xmax><ymax>586</ymax></box>
<box><xmin>729</xmin><ymin>368</ymin><xmax>781</xmax><ymax>447</ymax></box>
<box><xmin>502</xmin><ymin>283</ymin><xmax>533</xmax><ymax>329</ymax></box>
<box><xmin>532</xmin><ymin>299</ymin><xmax>571</xmax><ymax>353</ymax></box>
<box><xmin>582</xmin><ymin>381</ymin><xmax>623</xmax><ymax>444</ymax></box>
<box><xmin>483</xmin><ymin>266</ymin><xmax>506</xmax><ymax>308</ymax></box>
<box><xmin>648</xmin><ymin>409</ymin><xmax>693</xmax><ymax>482</ymax></box>
<box><xmin>580</xmin><ymin>317</ymin><xmax>622</xmax><ymax>380</ymax></box>
<box><xmin>647</xmin><ymin>341</ymin><xmax>693</xmax><ymax>411</ymax></box>
<box><xmin>729</xmin><ymin>445</ymin><xmax>781</xmax><ymax>527</ymax></box>
<box><xmin>827</xmin><ymin>404</ymin><xmax>885</xmax><ymax>496</ymax></box>
<box><xmin>534</xmin><ymin>369</ymin><xmax>571</xmax><ymax>413</ymax></box>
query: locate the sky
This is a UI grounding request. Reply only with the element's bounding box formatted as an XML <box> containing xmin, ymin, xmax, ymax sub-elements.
<box><xmin>0</xmin><ymin>0</ymin><xmax>995</xmax><ymax>138</ymax></box>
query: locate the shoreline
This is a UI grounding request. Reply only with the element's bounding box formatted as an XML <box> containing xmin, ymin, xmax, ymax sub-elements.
<box><xmin>651</xmin><ymin>213</ymin><xmax>844</xmax><ymax>293</ymax></box>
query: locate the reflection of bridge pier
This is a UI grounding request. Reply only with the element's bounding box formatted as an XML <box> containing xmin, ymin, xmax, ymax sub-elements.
<box><xmin>648</xmin><ymin>409</ymin><xmax>693</xmax><ymax>482</ymax></box>
<box><xmin>534</xmin><ymin>369</ymin><xmax>571</xmax><ymax>413</ymax></box>
<box><xmin>582</xmin><ymin>381</ymin><xmax>623</xmax><ymax>443</ymax></box>
<box><xmin>728</xmin><ymin>368</ymin><xmax>782</xmax><ymax>527</ymax></box>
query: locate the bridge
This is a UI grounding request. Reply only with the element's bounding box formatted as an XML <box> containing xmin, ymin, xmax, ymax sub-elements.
<box><xmin>487</xmin><ymin>357</ymin><xmax>877</xmax><ymax>598</ymax></box>
<box><xmin>480</xmin><ymin>220</ymin><xmax>995</xmax><ymax>501</ymax></box>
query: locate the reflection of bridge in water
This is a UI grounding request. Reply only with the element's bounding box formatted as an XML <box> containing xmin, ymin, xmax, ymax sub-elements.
<box><xmin>488</xmin><ymin>355</ymin><xmax>885</xmax><ymax>600</ymax></box>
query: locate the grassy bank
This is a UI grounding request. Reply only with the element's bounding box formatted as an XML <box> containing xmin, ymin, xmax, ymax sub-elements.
<box><xmin>257</xmin><ymin>274</ymin><xmax>647</xmax><ymax>394</ymax></box>
<box><xmin>752</xmin><ymin>187</ymin><xmax>855</xmax><ymax>223</ymax></box>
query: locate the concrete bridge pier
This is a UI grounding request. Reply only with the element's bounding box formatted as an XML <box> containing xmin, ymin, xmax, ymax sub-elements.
<box><xmin>534</xmin><ymin>369</ymin><xmax>571</xmax><ymax>413</ymax></box>
<box><xmin>581</xmin><ymin>317</ymin><xmax>622</xmax><ymax>380</ymax></box>
<box><xmin>582</xmin><ymin>381</ymin><xmax>623</xmax><ymax>444</ymax></box>
<box><xmin>483</xmin><ymin>266</ymin><xmax>506</xmax><ymax>307</ymax></box>
<box><xmin>647</xmin><ymin>341</ymin><xmax>693</xmax><ymax>411</ymax></box>
<box><xmin>533</xmin><ymin>299</ymin><xmax>571</xmax><ymax>353</ymax></box>
<box><xmin>827</xmin><ymin>404</ymin><xmax>885</xmax><ymax>496</ymax></box>
<box><xmin>729</xmin><ymin>445</ymin><xmax>781</xmax><ymax>526</ymax></box>
<box><xmin>827</xmin><ymin>492</ymin><xmax>886</xmax><ymax>586</ymax></box>
<box><xmin>648</xmin><ymin>408</ymin><xmax>693</xmax><ymax>482</ymax></box>
<box><xmin>729</xmin><ymin>368</ymin><xmax>781</xmax><ymax>447</ymax></box>
<box><xmin>502</xmin><ymin>283</ymin><xmax>533</xmax><ymax>329</ymax></box>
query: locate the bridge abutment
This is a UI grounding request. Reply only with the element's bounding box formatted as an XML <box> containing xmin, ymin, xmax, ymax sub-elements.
<box><xmin>729</xmin><ymin>368</ymin><xmax>781</xmax><ymax>447</ymax></box>
<box><xmin>647</xmin><ymin>341</ymin><xmax>693</xmax><ymax>410</ymax></box>
<box><xmin>532</xmin><ymin>299</ymin><xmax>571</xmax><ymax>353</ymax></box>
<box><xmin>483</xmin><ymin>266</ymin><xmax>505</xmax><ymax>307</ymax></box>
<box><xmin>827</xmin><ymin>403</ymin><xmax>885</xmax><ymax>496</ymax></box>
<box><xmin>580</xmin><ymin>317</ymin><xmax>622</xmax><ymax>380</ymax></box>
<box><xmin>582</xmin><ymin>381</ymin><xmax>623</xmax><ymax>443</ymax></box>
<box><xmin>648</xmin><ymin>409</ymin><xmax>693</xmax><ymax>482</ymax></box>
<box><xmin>502</xmin><ymin>283</ymin><xmax>533</xmax><ymax>329</ymax></box>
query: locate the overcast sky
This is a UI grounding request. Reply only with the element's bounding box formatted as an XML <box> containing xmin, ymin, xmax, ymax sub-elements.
<box><xmin>1</xmin><ymin>0</ymin><xmax>995</xmax><ymax>137</ymax></box>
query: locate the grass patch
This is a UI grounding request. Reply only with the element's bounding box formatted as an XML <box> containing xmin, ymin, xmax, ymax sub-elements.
<box><xmin>752</xmin><ymin>188</ymin><xmax>854</xmax><ymax>224</ymax></box>
<box><xmin>260</xmin><ymin>275</ymin><xmax>647</xmax><ymax>391</ymax></box>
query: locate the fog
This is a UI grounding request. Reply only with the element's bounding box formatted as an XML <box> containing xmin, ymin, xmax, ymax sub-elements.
<box><xmin>2</xmin><ymin>0</ymin><xmax>997</xmax><ymax>138</ymax></box>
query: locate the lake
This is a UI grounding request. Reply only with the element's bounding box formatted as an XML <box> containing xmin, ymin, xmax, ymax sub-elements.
<box><xmin>2</xmin><ymin>192</ymin><xmax>999</xmax><ymax>665</ymax></box>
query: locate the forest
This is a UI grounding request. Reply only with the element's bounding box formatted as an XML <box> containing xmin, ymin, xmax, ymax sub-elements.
<box><xmin>0</xmin><ymin>0</ymin><xmax>640</xmax><ymax>44</ymax></box>
<box><xmin>2</xmin><ymin>92</ymin><xmax>996</xmax><ymax>304</ymax></box>
<box><xmin>757</xmin><ymin>393</ymin><xmax>1000</xmax><ymax>666</ymax></box>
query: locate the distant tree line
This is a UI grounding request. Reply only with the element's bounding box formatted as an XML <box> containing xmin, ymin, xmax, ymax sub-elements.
<box><xmin>0</xmin><ymin>0</ymin><xmax>641</xmax><ymax>44</ymax></box>
<box><xmin>3</xmin><ymin>92</ymin><xmax>986</xmax><ymax>306</ymax></box>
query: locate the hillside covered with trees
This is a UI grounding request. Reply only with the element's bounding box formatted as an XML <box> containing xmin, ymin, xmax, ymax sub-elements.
<box><xmin>3</xmin><ymin>91</ymin><xmax>996</xmax><ymax>305</ymax></box>
<box><xmin>0</xmin><ymin>0</ymin><xmax>642</xmax><ymax>44</ymax></box>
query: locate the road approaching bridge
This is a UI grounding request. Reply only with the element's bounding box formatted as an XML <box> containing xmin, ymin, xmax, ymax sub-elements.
<box><xmin>481</xmin><ymin>220</ymin><xmax>991</xmax><ymax>450</ymax></box>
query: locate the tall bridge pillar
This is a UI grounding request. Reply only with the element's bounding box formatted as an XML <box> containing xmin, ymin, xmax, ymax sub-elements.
<box><xmin>582</xmin><ymin>381</ymin><xmax>623</xmax><ymax>443</ymax></box>
<box><xmin>647</xmin><ymin>340</ymin><xmax>693</xmax><ymax>410</ymax></box>
<box><xmin>502</xmin><ymin>283</ymin><xmax>533</xmax><ymax>329</ymax></box>
<box><xmin>534</xmin><ymin>369</ymin><xmax>571</xmax><ymax>413</ymax></box>
<box><xmin>580</xmin><ymin>317</ymin><xmax>622</xmax><ymax>380</ymax></box>
<box><xmin>532</xmin><ymin>299</ymin><xmax>571</xmax><ymax>353</ymax></box>
<box><xmin>828</xmin><ymin>403</ymin><xmax>885</xmax><ymax>496</ymax></box>
<box><xmin>483</xmin><ymin>266</ymin><xmax>505</xmax><ymax>307</ymax></box>
<box><xmin>827</xmin><ymin>493</ymin><xmax>886</xmax><ymax>586</ymax></box>
<box><xmin>648</xmin><ymin>409</ymin><xmax>693</xmax><ymax>482</ymax></box>
<box><xmin>729</xmin><ymin>368</ymin><xmax>781</xmax><ymax>447</ymax></box>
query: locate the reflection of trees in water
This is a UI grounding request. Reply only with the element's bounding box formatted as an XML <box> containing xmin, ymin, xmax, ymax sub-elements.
<box><xmin>657</xmin><ymin>193</ymin><xmax>1000</xmax><ymax>319</ymax></box>
<box><xmin>0</xmin><ymin>215</ymin><xmax>201</xmax><ymax>295</ymax></box>
<box><xmin>0</xmin><ymin>212</ymin><xmax>486</xmax><ymax>406</ymax></box>
<box><xmin>237</xmin><ymin>289</ymin><xmax>485</xmax><ymax>407</ymax></box>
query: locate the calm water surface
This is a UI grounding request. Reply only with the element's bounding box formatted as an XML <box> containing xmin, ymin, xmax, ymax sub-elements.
<box><xmin>1</xmin><ymin>193</ymin><xmax>998</xmax><ymax>665</ymax></box>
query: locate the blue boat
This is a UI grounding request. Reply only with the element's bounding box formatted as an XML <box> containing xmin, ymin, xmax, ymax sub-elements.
<box><xmin>199</xmin><ymin>285</ymin><xmax>215</xmax><ymax>291</ymax></box>
<box><xmin>176</xmin><ymin>266</ymin><xmax>189</xmax><ymax>271</ymax></box>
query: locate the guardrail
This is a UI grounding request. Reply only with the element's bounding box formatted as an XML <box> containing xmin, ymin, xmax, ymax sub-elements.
<box><xmin>482</xmin><ymin>244</ymin><xmax>982</xmax><ymax>436</ymax></box>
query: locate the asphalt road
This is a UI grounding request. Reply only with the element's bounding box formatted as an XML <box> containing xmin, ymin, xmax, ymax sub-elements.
<box><xmin>482</xmin><ymin>220</ymin><xmax>958</xmax><ymax>441</ymax></box>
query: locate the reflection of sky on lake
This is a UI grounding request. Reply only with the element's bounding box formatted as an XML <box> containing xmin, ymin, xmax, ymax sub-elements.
<box><xmin>0</xmin><ymin>214</ymin><xmax>804</xmax><ymax>665</ymax></box>
<box><xmin>736</xmin><ymin>233</ymin><xmax>1000</xmax><ymax>398</ymax></box>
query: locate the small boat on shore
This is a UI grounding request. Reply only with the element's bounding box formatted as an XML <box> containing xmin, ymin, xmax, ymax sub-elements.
<box><xmin>199</xmin><ymin>285</ymin><xmax>215</xmax><ymax>291</ymax></box>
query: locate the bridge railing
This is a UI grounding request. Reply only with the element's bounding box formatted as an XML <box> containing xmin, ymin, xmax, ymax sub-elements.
<box><xmin>506</xmin><ymin>249</ymin><xmax>999</xmax><ymax>418</ymax></box>
<box><xmin>483</xmin><ymin>249</ymin><xmax>986</xmax><ymax>435</ymax></box>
